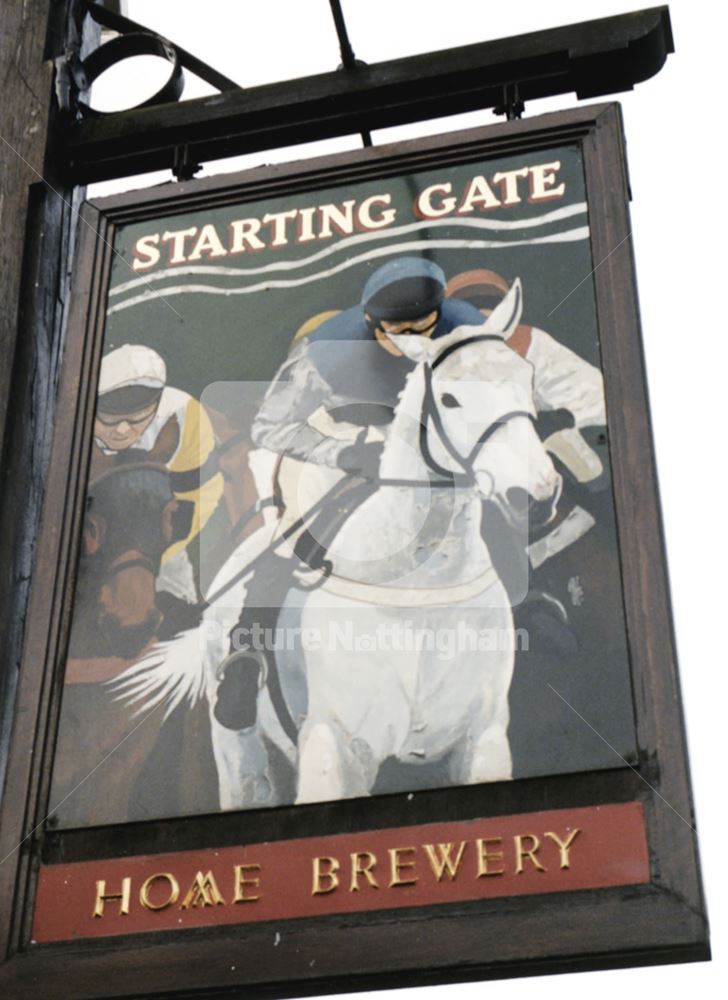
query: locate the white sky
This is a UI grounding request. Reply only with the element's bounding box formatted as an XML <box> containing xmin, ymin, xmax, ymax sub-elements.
<box><xmin>89</xmin><ymin>2</ymin><xmax>726</xmax><ymax>997</ymax></box>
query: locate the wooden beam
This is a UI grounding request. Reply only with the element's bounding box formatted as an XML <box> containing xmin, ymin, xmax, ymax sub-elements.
<box><xmin>65</xmin><ymin>7</ymin><xmax>673</xmax><ymax>183</ymax></box>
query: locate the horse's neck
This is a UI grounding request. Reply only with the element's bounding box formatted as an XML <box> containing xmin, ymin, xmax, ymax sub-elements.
<box><xmin>327</xmin><ymin>364</ymin><xmax>492</xmax><ymax>588</ymax></box>
<box><xmin>379</xmin><ymin>363</ymin><xmax>430</xmax><ymax>483</ymax></box>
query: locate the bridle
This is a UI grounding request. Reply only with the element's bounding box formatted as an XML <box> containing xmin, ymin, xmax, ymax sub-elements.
<box><xmin>419</xmin><ymin>334</ymin><xmax>537</xmax><ymax>486</ymax></box>
<box><xmin>205</xmin><ymin>333</ymin><xmax>538</xmax><ymax>608</ymax></box>
<box><xmin>86</xmin><ymin>464</ymin><xmax>171</xmax><ymax>584</ymax></box>
<box><xmin>102</xmin><ymin>550</ymin><xmax>158</xmax><ymax>583</ymax></box>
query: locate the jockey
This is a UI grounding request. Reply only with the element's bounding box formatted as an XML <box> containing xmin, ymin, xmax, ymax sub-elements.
<box><xmin>445</xmin><ymin>269</ymin><xmax>606</xmax><ymax>484</ymax></box>
<box><xmin>445</xmin><ymin>269</ymin><xmax>611</xmax><ymax>649</ymax></box>
<box><xmin>91</xmin><ymin>344</ymin><xmax>224</xmax><ymax>602</ymax></box>
<box><xmin>251</xmin><ymin>256</ymin><xmax>484</xmax><ymax>477</ymax></box>
<box><xmin>215</xmin><ymin>258</ymin><xmax>485</xmax><ymax>731</ymax></box>
<box><xmin>252</xmin><ymin>260</ymin><xmax>607</xmax><ymax>639</ymax></box>
<box><xmin>217</xmin><ymin>257</ymin><xmax>606</xmax><ymax>729</ymax></box>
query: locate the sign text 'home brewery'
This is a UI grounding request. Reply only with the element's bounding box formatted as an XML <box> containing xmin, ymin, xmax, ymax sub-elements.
<box><xmin>33</xmin><ymin>805</ymin><xmax>649</xmax><ymax>942</ymax></box>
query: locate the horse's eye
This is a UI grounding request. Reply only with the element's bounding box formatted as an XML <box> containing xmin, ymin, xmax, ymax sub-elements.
<box><xmin>441</xmin><ymin>393</ymin><xmax>461</xmax><ymax>408</ymax></box>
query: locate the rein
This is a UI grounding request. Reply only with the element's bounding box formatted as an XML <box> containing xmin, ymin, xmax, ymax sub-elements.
<box><xmin>104</xmin><ymin>551</ymin><xmax>158</xmax><ymax>581</ymax></box>
<box><xmin>421</xmin><ymin>334</ymin><xmax>536</xmax><ymax>484</ymax></box>
<box><xmin>206</xmin><ymin>333</ymin><xmax>534</xmax><ymax>607</ymax></box>
<box><xmin>204</xmin><ymin>471</ymin><xmax>456</xmax><ymax>608</ymax></box>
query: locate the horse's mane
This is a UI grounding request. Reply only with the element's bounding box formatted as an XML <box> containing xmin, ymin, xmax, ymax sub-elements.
<box><xmin>87</xmin><ymin>464</ymin><xmax>175</xmax><ymax>558</ymax></box>
<box><xmin>89</xmin><ymin>460</ymin><xmax>170</xmax><ymax>492</ymax></box>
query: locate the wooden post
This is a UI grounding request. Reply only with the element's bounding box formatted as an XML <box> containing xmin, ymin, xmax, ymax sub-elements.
<box><xmin>0</xmin><ymin>0</ymin><xmax>87</xmax><ymax>789</ymax></box>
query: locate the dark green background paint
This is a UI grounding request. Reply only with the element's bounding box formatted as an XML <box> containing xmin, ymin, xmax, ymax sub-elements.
<box><xmin>51</xmin><ymin>144</ymin><xmax>637</xmax><ymax>827</ymax></box>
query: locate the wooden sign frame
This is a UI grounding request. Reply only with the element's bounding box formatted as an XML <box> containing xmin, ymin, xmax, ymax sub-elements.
<box><xmin>0</xmin><ymin>103</ymin><xmax>708</xmax><ymax>998</ymax></box>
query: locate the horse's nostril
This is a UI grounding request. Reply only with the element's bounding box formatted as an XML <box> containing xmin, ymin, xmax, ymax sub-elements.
<box><xmin>99</xmin><ymin>611</ymin><xmax>161</xmax><ymax>658</ymax></box>
<box><xmin>506</xmin><ymin>487</ymin><xmax>530</xmax><ymax>513</ymax></box>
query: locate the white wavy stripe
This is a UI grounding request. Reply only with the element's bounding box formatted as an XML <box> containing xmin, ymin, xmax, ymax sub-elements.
<box><xmin>107</xmin><ymin>227</ymin><xmax>590</xmax><ymax>316</ymax></box>
<box><xmin>109</xmin><ymin>202</ymin><xmax>588</xmax><ymax>297</ymax></box>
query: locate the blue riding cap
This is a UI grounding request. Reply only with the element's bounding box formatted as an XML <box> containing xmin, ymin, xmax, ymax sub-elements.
<box><xmin>361</xmin><ymin>257</ymin><xmax>446</xmax><ymax>322</ymax></box>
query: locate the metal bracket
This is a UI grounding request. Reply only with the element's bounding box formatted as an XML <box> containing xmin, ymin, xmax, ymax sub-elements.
<box><xmin>172</xmin><ymin>144</ymin><xmax>202</xmax><ymax>183</ymax></box>
<box><xmin>65</xmin><ymin>7</ymin><xmax>674</xmax><ymax>185</ymax></box>
<box><xmin>82</xmin><ymin>1</ymin><xmax>240</xmax><ymax>95</ymax></box>
<box><xmin>75</xmin><ymin>31</ymin><xmax>184</xmax><ymax>117</ymax></box>
<box><xmin>62</xmin><ymin>1</ymin><xmax>244</xmax><ymax>178</ymax></box>
<box><xmin>329</xmin><ymin>0</ymin><xmax>372</xmax><ymax>147</ymax></box>
<box><xmin>53</xmin><ymin>0</ymin><xmax>90</xmax><ymax>114</ymax></box>
<box><xmin>59</xmin><ymin>0</ymin><xmax>239</xmax><ymax>133</ymax></box>
<box><xmin>493</xmin><ymin>82</ymin><xmax>525</xmax><ymax>121</ymax></box>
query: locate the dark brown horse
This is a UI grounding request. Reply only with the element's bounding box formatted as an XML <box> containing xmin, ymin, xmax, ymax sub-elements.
<box><xmin>54</xmin><ymin>466</ymin><xmax>216</xmax><ymax>827</ymax></box>
<box><xmin>68</xmin><ymin>464</ymin><xmax>194</xmax><ymax>660</ymax></box>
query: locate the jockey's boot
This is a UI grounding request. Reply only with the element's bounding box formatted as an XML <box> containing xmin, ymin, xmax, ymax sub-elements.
<box><xmin>214</xmin><ymin>649</ymin><xmax>267</xmax><ymax>730</ymax></box>
<box><xmin>214</xmin><ymin>553</ymin><xmax>297</xmax><ymax>736</ymax></box>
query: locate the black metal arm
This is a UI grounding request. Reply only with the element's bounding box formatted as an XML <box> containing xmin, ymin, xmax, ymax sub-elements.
<box><xmin>64</xmin><ymin>6</ymin><xmax>673</xmax><ymax>184</ymax></box>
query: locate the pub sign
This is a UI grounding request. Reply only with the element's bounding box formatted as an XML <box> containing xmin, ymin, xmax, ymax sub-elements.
<box><xmin>0</xmin><ymin>103</ymin><xmax>708</xmax><ymax>997</ymax></box>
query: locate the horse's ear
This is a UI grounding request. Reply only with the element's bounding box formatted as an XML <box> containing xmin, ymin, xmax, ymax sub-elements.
<box><xmin>162</xmin><ymin>498</ymin><xmax>194</xmax><ymax>545</ymax></box>
<box><xmin>481</xmin><ymin>277</ymin><xmax>523</xmax><ymax>340</ymax></box>
<box><xmin>83</xmin><ymin>510</ymin><xmax>106</xmax><ymax>555</ymax></box>
<box><xmin>387</xmin><ymin>334</ymin><xmax>438</xmax><ymax>364</ymax></box>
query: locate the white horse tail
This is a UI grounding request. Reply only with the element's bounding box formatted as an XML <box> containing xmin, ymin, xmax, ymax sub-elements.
<box><xmin>106</xmin><ymin>626</ymin><xmax>208</xmax><ymax>720</ymax></box>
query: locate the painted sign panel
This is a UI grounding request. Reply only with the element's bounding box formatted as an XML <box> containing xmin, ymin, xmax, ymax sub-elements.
<box><xmin>0</xmin><ymin>104</ymin><xmax>706</xmax><ymax>1000</ymax></box>
<box><xmin>48</xmin><ymin>141</ymin><xmax>637</xmax><ymax>828</ymax></box>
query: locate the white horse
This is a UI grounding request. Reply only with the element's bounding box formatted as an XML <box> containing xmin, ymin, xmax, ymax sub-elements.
<box><xmin>111</xmin><ymin>278</ymin><xmax>561</xmax><ymax>810</ymax></box>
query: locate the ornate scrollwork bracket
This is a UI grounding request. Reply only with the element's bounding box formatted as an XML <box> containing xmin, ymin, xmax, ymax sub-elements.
<box><xmin>60</xmin><ymin>1</ymin><xmax>241</xmax><ymax>178</ymax></box>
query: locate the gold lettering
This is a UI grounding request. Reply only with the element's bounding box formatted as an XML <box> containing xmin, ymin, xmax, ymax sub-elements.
<box><xmin>514</xmin><ymin>834</ymin><xmax>546</xmax><ymax>873</ymax></box>
<box><xmin>233</xmin><ymin>864</ymin><xmax>261</xmax><ymax>903</ymax></box>
<box><xmin>93</xmin><ymin>877</ymin><xmax>131</xmax><ymax>918</ymax></box>
<box><xmin>476</xmin><ymin>837</ymin><xmax>504</xmax><ymax>877</ymax></box>
<box><xmin>389</xmin><ymin>847</ymin><xmax>417</xmax><ymax>887</ymax></box>
<box><xmin>349</xmin><ymin>851</ymin><xmax>379</xmax><ymax>892</ymax></box>
<box><xmin>423</xmin><ymin>842</ymin><xmax>466</xmax><ymax>882</ymax></box>
<box><xmin>312</xmin><ymin>856</ymin><xmax>340</xmax><ymax>895</ymax></box>
<box><xmin>544</xmin><ymin>828</ymin><xmax>581</xmax><ymax>869</ymax></box>
<box><xmin>139</xmin><ymin>872</ymin><xmax>179</xmax><ymax>911</ymax></box>
<box><xmin>180</xmin><ymin>870</ymin><xmax>226</xmax><ymax>909</ymax></box>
